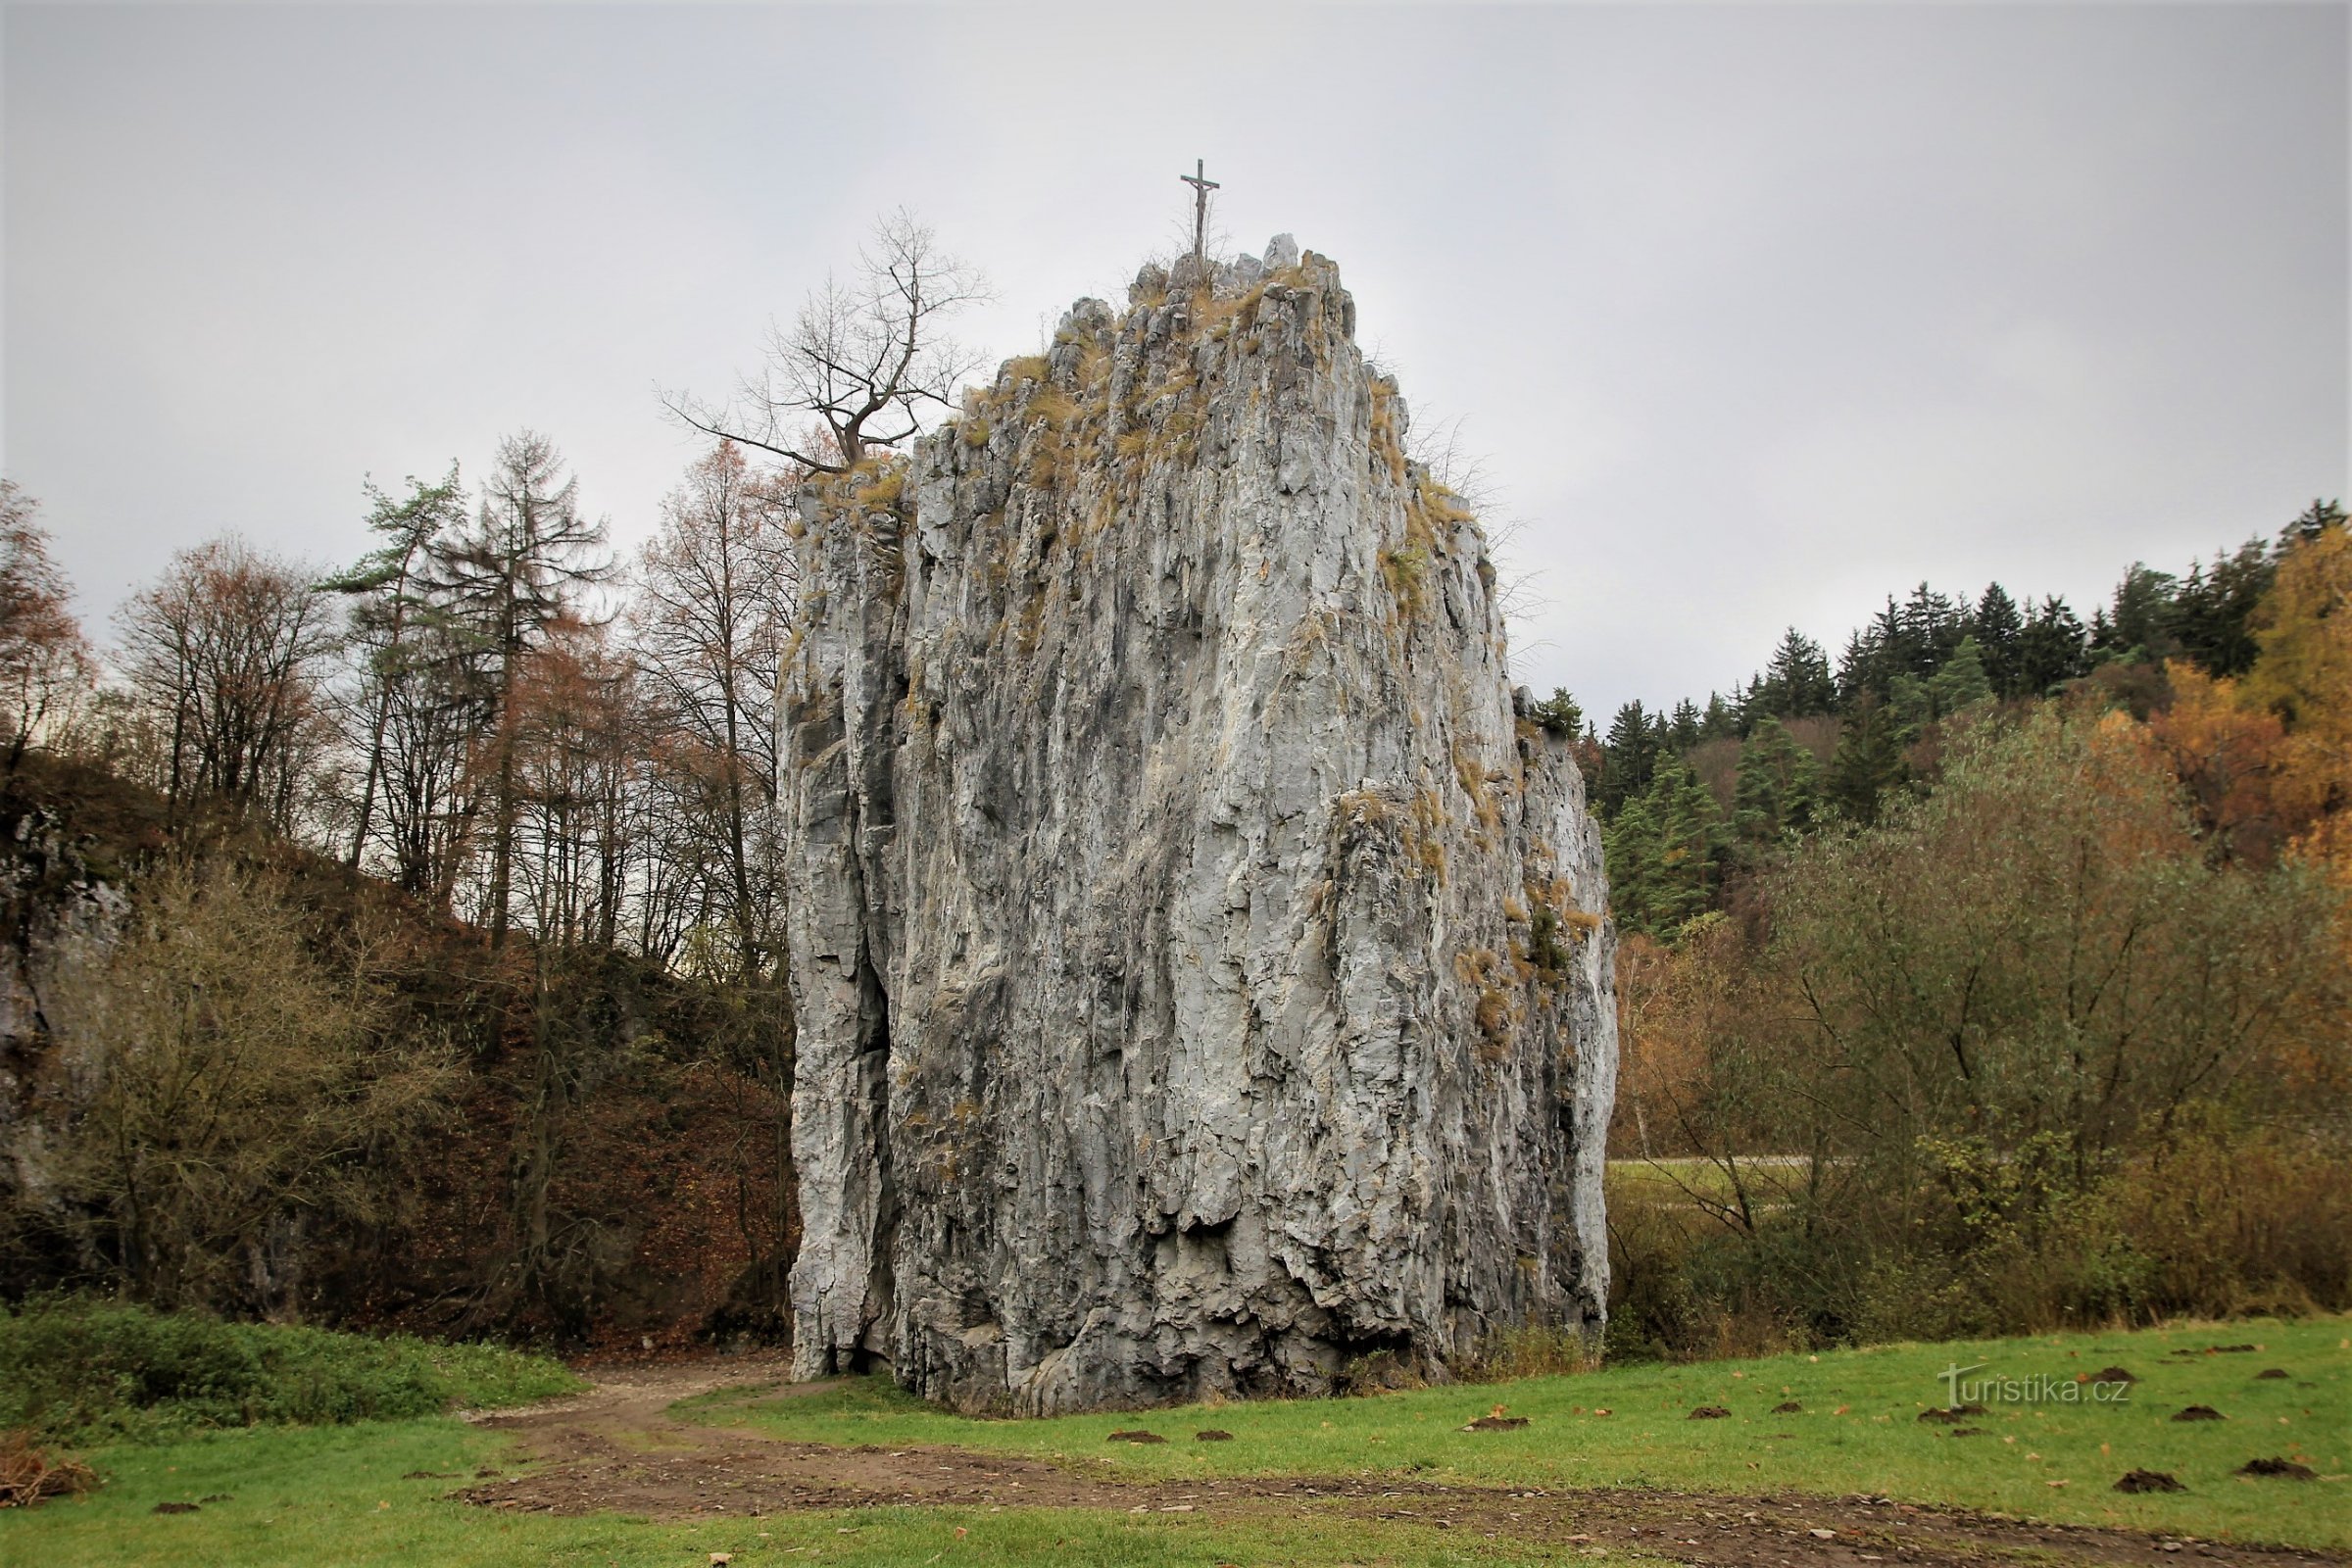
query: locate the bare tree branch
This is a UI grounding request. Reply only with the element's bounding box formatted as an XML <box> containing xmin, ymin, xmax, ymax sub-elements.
<box><xmin>663</xmin><ymin>209</ymin><xmax>989</xmax><ymax>473</ymax></box>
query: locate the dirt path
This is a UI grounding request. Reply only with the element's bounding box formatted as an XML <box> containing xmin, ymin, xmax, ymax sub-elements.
<box><xmin>457</xmin><ymin>1358</ymin><xmax>2343</xmax><ymax>1568</ymax></box>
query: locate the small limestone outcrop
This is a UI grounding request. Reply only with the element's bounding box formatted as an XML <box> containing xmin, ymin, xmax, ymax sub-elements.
<box><xmin>781</xmin><ymin>239</ymin><xmax>1617</xmax><ymax>1413</ymax></box>
<box><xmin>0</xmin><ymin>797</ymin><xmax>133</xmax><ymax>1233</ymax></box>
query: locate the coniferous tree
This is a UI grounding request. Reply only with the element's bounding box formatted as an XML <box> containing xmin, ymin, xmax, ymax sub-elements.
<box><xmin>1732</xmin><ymin>714</ymin><xmax>1819</xmax><ymax>849</ymax></box>
<box><xmin>1970</xmin><ymin>583</ymin><xmax>2026</xmax><ymax>698</ymax></box>
<box><xmin>1836</xmin><ymin>626</ymin><xmax>1884</xmax><ymax>708</ymax></box>
<box><xmin>1826</xmin><ymin>691</ymin><xmax>1908</xmax><ymax>824</ymax></box>
<box><xmin>328</xmin><ymin>466</ymin><xmax>467</xmax><ymax>870</ymax></box>
<box><xmin>2102</xmin><ymin>564</ymin><xmax>2179</xmax><ymax>663</ymax></box>
<box><xmin>1751</xmin><ymin>628</ymin><xmax>1836</xmax><ymax>720</ymax></box>
<box><xmin>1528</xmin><ymin>687</ymin><xmax>1586</xmax><ymax>739</ymax></box>
<box><xmin>2171</xmin><ymin>539</ymin><xmax>2274</xmax><ymax>678</ymax></box>
<box><xmin>1604</xmin><ymin>760</ymin><xmax>1726</xmax><ymax>936</ymax></box>
<box><xmin>1896</xmin><ymin>583</ymin><xmax>1969</xmax><ymax>678</ymax></box>
<box><xmin>1668</xmin><ymin>698</ymin><xmax>1703</xmax><ymax>752</ymax></box>
<box><xmin>2017</xmin><ymin>595</ymin><xmax>2089</xmax><ymax>696</ymax></box>
<box><xmin>433</xmin><ymin>431</ymin><xmax>612</xmax><ymax>946</ymax></box>
<box><xmin>2281</xmin><ymin>497</ymin><xmax>2344</xmax><ymax>546</ymax></box>
<box><xmin>1926</xmin><ymin>635</ymin><xmax>1994</xmax><ymax>718</ymax></box>
<box><xmin>1698</xmin><ymin>692</ymin><xmax>1740</xmax><ymax>742</ymax></box>
<box><xmin>1598</xmin><ymin>700</ymin><xmax>1661</xmax><ymax>816</ymax></box>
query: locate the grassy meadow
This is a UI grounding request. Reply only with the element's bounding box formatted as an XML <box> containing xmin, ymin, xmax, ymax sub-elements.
<box><xmin>0</xmin><ymin>1418</ymin><xmax>1550</xmax><ymax>1568</ymax></box>
<box><xmin>4</xmin><ymin>1314</ymin><xmax>2344</xmax><ymax>1565</ymax></box>
<box><xmin>683</xmin><ymin>1315</ymin><xmax>2351</xmax><ymax>1549</ymax></box>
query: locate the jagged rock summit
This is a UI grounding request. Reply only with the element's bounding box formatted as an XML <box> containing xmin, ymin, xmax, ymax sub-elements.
<box><xmin>781</xmin><ymin>237</ymin><xmax>1617</xmax><ymax>1413</ymax></box>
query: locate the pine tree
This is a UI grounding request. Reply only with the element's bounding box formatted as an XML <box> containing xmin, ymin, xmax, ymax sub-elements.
<box><xmin>1970</xmin><ymin>582</ymin><xmax>2026</xmax><ymax>698</ymax></box>
<box><xmin>1751</xmin><ymin>628</ymin><xmax>1836</xmax><ymax>719</ymax></box>
<box><xmin>1598</xmin><ymin>700</ymin><xmax>1661</xmax><ymax>816</ymax></box>
<box><xmin>1926</xmin><ymin>635</ymin><xmax>1994</xmax><ymax>717</ymax></box>
<box><xmin>2018</xmin><ymin>595</ymin><xmax>2089</xmax><ymax>696</ymax></box>
<box><xmin>327</xmin><ymin>466</ymin><xmax>467</xmax><ymax>871</ymax></box>
<box><xmin>1602</xmin><ymin>760</ymin><xmax>1725</xmax><ymax>936</ymax></box>
<box><xmin>1733</xmin><ymin>715</ymin><xmax>1819</xmax><ymax>849</ymax></box>
<box><xmin>1826</xmin><ymin>691</ymin><xmax>1907</xmax><ymax>824</ymax></box>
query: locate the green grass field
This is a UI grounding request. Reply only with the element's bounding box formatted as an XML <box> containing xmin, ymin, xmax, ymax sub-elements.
<box><xmin>0</xmin><ymin>1418</ymin><xmax>1547</xmax><ymax>1567</ymax></box>
<box><xmin>5</xmin><ymin>1315</ymin><xmax>2344</xmax><ymax>1565</ymax></box>
<box><xmin>682</xmin><ymin>1315</ymin><xmax>2351</xmax><ymax>1548</ymax></box>
<box><xmin>1604</xmin><ymin>1155</ymin><xmax>1815</xmax><ymax>1201</ymax></box>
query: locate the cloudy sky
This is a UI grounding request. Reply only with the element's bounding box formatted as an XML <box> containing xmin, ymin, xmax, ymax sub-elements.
<box><xmin>6</xmin><ymin>2</ymin><xmax>2344</xmax><ymax>715</ymax></box>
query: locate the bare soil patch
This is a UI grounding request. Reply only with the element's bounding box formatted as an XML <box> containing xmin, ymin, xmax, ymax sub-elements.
<box><xmin>457</xmin><ymin>1358</ymin><xmax>2347</xmax><ymax>1568</ymax></box>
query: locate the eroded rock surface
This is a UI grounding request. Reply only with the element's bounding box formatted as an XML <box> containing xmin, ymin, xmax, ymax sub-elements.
<box><xmin>781</xmin><ymin>240</ymin><xmax>1616</xmax><ymax>1413</ymax></box>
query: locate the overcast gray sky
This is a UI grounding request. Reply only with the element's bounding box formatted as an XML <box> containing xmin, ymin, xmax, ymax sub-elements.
<box><xmin>6</xmin><ymin>2</ymin><xmax>2345</xmax><ymax>715</ymax></box>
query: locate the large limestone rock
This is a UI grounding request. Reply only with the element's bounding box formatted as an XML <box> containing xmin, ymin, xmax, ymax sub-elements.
<box><xmin>781</xmin><ymin>240</ymin><xmax>1617</xmax><ymax>1413</ymax></box>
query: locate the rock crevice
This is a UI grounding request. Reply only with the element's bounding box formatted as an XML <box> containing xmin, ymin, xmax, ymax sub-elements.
<box><xmin>782</xmin><ymin>240</ymin><xmax>1617</xmax><ymax>1413</ymax></box>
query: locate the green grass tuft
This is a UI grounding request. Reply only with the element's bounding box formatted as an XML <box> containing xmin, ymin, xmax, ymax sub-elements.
<box><xmin>0</xmin><ymin>1297</ymin><xmax>580</xmax><ymax>1446</ymax></box>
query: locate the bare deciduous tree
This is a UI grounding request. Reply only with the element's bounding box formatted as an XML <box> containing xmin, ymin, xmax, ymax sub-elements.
<box><xmin>633</xmin><ymin>440</ymin><xmax>795</xmax><ymax>977</ymax></box>
<box><xmin>116</xmin><ymin>536</ymin><xmax>337</xmax><ymax>828</ymax></box>
<box><xmin>49</xmin><ymin>858</ymin><xmax>453</xmax><ymax>1313</ymax></box>
<box><xmin>0</xmin><ymin>480</ymin><xmax>93</xmax><ymax>767</ymax></box>
<box><xmin>665</xmin><ymin>210</ymin><xmax>989</xmax><ymax>472</ymax></box>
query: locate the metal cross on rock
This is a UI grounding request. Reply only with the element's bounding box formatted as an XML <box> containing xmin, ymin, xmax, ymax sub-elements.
<box><xmin>1181</xmin><ymin>159</ymin><xmax>1220</xmax><ymax>262</ymax></box>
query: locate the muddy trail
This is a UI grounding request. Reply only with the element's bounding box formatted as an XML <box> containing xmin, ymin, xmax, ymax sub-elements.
<box><xmin>457</xmin><ymin>1358</ymin><xmax>2342</xmax><ymax>1568</ymax></box>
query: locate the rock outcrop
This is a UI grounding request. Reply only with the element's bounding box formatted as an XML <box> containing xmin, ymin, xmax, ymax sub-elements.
<box><xmin>780</xmin><ymin>240</ymin><xmax>1617</xmax><ymax>1413</ymax></box>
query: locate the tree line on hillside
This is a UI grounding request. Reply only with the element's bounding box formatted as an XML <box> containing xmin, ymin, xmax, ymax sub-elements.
<box><xmin>1544</xmin><ymin>502</ymin><xmax>2343</xmax><ymax>937</ymax></box>
<box><xmin>1590</xmin><ymin>503</ymin><xmax>2352</xmax><ymax>1358</ymax></box>
<box><xmin>0</xmin><ymin>214</ymin><xmax>988</xmax><ymax>1342</ymax></box>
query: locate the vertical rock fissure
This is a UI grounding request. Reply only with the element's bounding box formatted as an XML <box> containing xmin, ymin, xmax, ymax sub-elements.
<box><xmin>851</xmin><ymin>920</ymin><xmax>897</xmax><ymax>1374</ymax></box>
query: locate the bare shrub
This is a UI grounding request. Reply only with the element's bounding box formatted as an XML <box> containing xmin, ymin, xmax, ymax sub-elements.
<box><xmin>44</xmin><ymin>858</ymin><xmax>454</xmax><ymax>1313</ymax></box>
